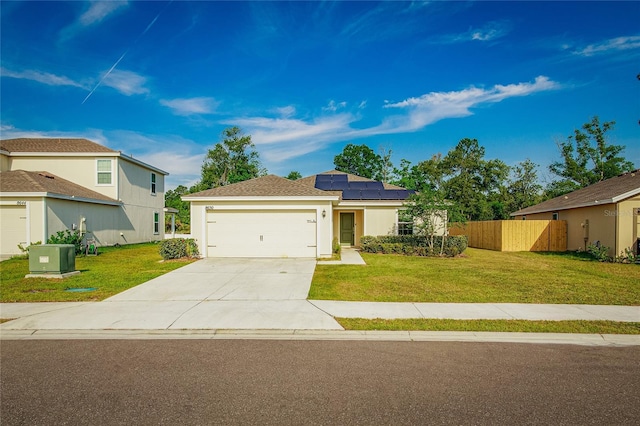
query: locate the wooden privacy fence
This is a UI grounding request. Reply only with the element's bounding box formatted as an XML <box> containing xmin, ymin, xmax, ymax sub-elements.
<box><xmin>449</xmin><ymin>220</ymin><xmax>567</xmax><ymax>252</ymax></box>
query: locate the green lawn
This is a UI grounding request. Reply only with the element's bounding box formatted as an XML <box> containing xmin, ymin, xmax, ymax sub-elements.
<box><xmin>0</xmin><ymin>243</ymin><xmax>195</xmax><ymax>302</ymax></box>
<box><xmin>338</xmin><ymin>318</ymin><xmax>640</xmax><ymax>334</ymax></box>
<box><xmin>310</xmin><ymin>248</ymin><xmax>640</xmax><ymax>305</ymax></box>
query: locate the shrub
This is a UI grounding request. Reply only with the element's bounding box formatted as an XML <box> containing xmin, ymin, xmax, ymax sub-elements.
<box><xmin>332</xmin><ymin>237</ymin><xmax>341</xmax><ymax>256</ymax></box>
<box><xmin>615</xmin><ymin>248</ymin><xmax>638</xmax><ymax>264</ymax></box>
<box><xmin>360</xmin><ymin>235</ymin><xmax>467</xmax><ymax>257</ymax></box>
<box><xmin>587</xmin><ymin>243</ymin><xmax>611</xmax><ymax>262</ymax></box>
<box><xmin>47</xmin><ymin>230</ymin><xmax>83</xmax><ymax>254</ymax></box>
<box><xmin>159</xmin><ymin>238</ymin><xmax>200</xmax><ymax>260</ymax></box>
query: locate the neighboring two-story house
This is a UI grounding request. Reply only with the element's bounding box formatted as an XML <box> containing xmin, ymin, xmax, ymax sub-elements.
<box><xmin>0</xmin><ymin>138</ymin><xmax>168</xmax><ymax>256</ymax></box>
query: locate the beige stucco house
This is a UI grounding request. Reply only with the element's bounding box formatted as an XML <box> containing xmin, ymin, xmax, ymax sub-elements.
<box><xmin>183</xmin><ymin>171</ymin><xmax>414</xmax><ymax>258</ymax></box>
<box><xmin>511</xmin><ymin>170</ymin><xmax>640</xmax><ymax>257</ymax></box>
<box><xmin>0</xmin><ymin>138</ymin><xmax>168</xmax><ymax>256</ymax></box>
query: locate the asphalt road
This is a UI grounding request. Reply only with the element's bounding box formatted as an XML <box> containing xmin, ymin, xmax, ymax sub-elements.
<box><xmin>1</xmin><ymin>340</ymin><xmax>639</xmax><ymax>425</ymax></box>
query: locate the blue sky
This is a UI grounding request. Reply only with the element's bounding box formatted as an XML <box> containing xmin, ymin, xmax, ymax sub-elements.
<box><xmin>1</xmin><ymin>1</ymin><xmax>639</xmax><ymax>190</ymax></box>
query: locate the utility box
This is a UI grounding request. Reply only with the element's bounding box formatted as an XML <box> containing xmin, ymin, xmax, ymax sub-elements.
<box><xmin>29</xmin><ymin>244</ymin><xmax>76</xmax><ymax>274</ymax></box>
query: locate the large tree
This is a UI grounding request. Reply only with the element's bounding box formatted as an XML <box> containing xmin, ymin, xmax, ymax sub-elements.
<box><xmin>504</xmin><ymin>159</ymin><xmax>543</xmax><ymax>214</ymax></box>
<box><xmin>164</xmin><ymin>185</ymin><xmax>191</xmax><ymax>229</ymax></box>
<box><xmin>547</xmin><ymin>116</ymin><xmax>634</xmax><ymax>197</ymax></box>
<box><xmin>334</xmin><ymin>143</ymin><xmax>388</xmax><ymax>181</ymax></box>
<box><xmin>392</xmin><ymin>155</ymin><xmax>444</xmax><ymax>192</ymax></box>
<box><xmin>440</xmin><ymin>138</ymin><xmax>510</xmax><ymax>221</ymax></box>
<box><xmin>198</xmin><ymin>126</ymin><xmax>265</xmax><ymax>191</ymax></box>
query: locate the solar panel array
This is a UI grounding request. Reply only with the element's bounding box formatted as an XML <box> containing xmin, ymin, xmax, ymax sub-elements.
<box><xmin>314</xmin><ymin>174</ymin><xmax>414</xmax><ymax>200</ymax></box>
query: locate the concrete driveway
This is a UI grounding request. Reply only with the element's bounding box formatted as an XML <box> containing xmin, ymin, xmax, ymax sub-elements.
<box><xmin>1</xmin><ymin>258</ymin><xmax>344</xmax><ymax>331</ymax></box>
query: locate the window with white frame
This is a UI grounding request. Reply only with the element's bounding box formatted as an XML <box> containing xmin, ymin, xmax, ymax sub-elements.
<box><xmin>151</xmin><ymin>173</ymin><xmax>157</xmax><ymax>195</ymax></box>
<box><xmin>97</xmin><ymin>159</ymin><xmax>112</xmax><ymax>185</ymax></box>
<box><xmin>153</xmin><ymin>212</ymin><xmax>159</xmax><ymax>234</ymax></box>
<box><xmin>552</xmin><ymin>212</ymin><xmax>559</xmax><ymax>220</ymax></box>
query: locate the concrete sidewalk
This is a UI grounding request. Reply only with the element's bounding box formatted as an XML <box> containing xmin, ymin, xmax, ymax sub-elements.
<box><xmin>2</xmin><ymin>301</ymin><xmax>638</xmax><ymax>326</ymax></box>
<box><xmin>309</xmin><ymin>301</ymin><xmax>640</xmax><ymax>322</ymax></box>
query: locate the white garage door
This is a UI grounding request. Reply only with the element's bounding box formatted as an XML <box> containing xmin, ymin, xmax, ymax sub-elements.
<box><xmin>0</xmin><ymin>205</ymin><xmax>27</xmax><ymax>256</ymax></box>
<box><xmin>206</xmin><ymin>210</ymin><xmax>317</xmax><ymax>258</ymax></box>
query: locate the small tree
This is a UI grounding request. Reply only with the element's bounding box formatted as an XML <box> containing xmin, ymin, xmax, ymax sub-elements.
<box><xmin>404</xmin><ymin>189</ymin><xmax>464</xmax><ymax>256</ymax></box>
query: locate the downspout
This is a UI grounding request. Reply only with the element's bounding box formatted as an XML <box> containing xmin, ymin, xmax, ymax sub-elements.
<box><xmin>25</xmin><ymin>201</ymin><xmax>31</xmax><ymax>245</ymax></box>
<box><xmin>615</xmin><ymin>204</ymin><xmax>619</xmax><ymax>258</ymax></box>
<box><xmin>42</xmin><ymin>197</ymin><xmax>48</xmax><ymax>242</ymax></box>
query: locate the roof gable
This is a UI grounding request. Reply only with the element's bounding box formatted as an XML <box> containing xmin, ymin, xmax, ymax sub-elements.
<box><xmin>512</xmin><ymin>170</ymin><xmax>640</xmax><ymax>216</ymax></box>
<box><xmin>185</xmin><ymin>174</ymin><xmax>335</xmax><ymax>198</ymax></box>
<box><xmin>1</xmin><ymin>138</ymin><xmax>116</xmax><ymax>153</ymax></box>
<box><xmin>0</xmin><ymin>170</ymin><xmax>119</xmax><ymax>204</ymax></box>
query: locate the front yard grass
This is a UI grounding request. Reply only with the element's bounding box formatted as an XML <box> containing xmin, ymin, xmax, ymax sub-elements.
<box><xmin>310</xmin><ymin>248</ymin><xmax>640</xmax><ymax>305</ymax></box>
<box><xmin>0</xmin><ymin>243</ymin><xmax>195</xmax><ymax>302</ymax></box>
<box><xmin>338</xmin><ymin>318</ymin><xmax>640</xmax><ymax>334</ymax></box>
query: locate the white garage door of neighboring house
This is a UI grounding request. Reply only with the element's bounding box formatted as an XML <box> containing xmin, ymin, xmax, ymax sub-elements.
<box><xmin>0</xmin><ymin>205</ymin><xmax>27</xmax><ymax>256</ymax></box>
<box><xmin>206</xmin><ymin>210</ymin><xmax>317</xmax><ymax>258</ymax></box>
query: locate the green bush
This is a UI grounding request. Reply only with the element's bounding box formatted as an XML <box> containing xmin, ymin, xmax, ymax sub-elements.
<box><xmin>587</xmin><ymin>243</ymin><xmax>611</xmax><ymax>262</ymax></box>
<box><xmin>332</xmin><ymin>237</ymin><xmax>341</xmax><ymax>256</ymax></box>
<box><xmin>159</xmin><ymin>238</ymin><xmax>200</xmax><ymax>260</ymax></box>
<box><xmin>360</xmin><ymin>235</ymin><xmax>468</xmax><ymax>257</ymax></box>
<box><xmin>47</xmin><ymin>230</ymin><xmax>83</xmax><ymax>254</ymax></box>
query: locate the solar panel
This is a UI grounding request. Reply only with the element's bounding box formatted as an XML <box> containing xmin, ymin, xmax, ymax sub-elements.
<box><xmin>332</xmin><ymin>174</ymin><xmax>348</xmax><ymax>183</ymax></box>
<box><xmin>315</xmin><ymin>181</ymin><xmax>333</xmax><ymax>190</ymax></box>
<box><xmin>367</xmin><ymin>181</ymin><xmax>384</xmax><ymax>190</ymax></box>
<box><xmin>342</xmin><ymin>189</ymin><xmax>362</xmax><ymax>200</ymax></box>
<box><xmin>360</xmin><ymin>189</ymin><xmax>382</xmax><ymax>199</ymax></box>
<box><xmin>348</xmin><ymin>181</ymin><xmax>369</xmax><ymax>190</ymax></box>
<box><xmin>377</xmin><ymin>191</ymin><xmax>396</xmax><ymax>200</ymax></box>
<box><xmin>316</xmin><ymin>174</ymin><xmax>332</xmax><ymax>182</ymax></box>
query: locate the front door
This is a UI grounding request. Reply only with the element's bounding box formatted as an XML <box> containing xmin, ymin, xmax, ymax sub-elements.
<box><xmin>340</xmin><ymin>212</ymin><xmax>354</xmax><ymax>246</ymax></box>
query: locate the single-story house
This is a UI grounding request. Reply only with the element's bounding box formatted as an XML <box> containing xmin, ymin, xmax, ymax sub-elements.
<box><xmin>0</xmin><ymin>138</ymin><xmax>168</xmax><ymax>256</ymax></box>
<box><xmin>511</xmin><ymin>169</ymin><xmax>640</xmax><ymax>257</ymax></box>
<box><xmin>183</xmin><ymin>170</ymin><xmax>415</xmax><ymax>258</ymax></box>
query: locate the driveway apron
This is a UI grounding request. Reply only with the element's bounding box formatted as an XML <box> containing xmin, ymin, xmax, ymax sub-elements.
<box><xmin>1</xmin><ymin>259</ymin><xmax>344</xmax><ymax>331</ymax></box>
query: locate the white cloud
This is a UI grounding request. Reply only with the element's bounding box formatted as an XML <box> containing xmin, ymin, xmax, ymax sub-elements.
<box><xmin>381</xmin><ymin>76</ymin><xmax>559</xmax><ymax>133</ymax></box>
<box><xmin>358</xmin><ymin>100</ymin><xmax>368</xmax><ymax>109</ymax></box>
<box><xmin>274</xmin><ymin>105</ymin><xmax>296</xmax><ymax>118</ymax></box>
<box><xmin>574</xmin><ymin>35</ymin><xmax>640</xmax><ymax>56</ymax></box>
<box><xmin>322</xmin><ymin>100</ymin><xmax>347</xmax><ymax>112</ymax></box>
<box><xmin>59</xmin><ymin>1</ymin><xmax>128</xmax><ymax>42</ymax></box>
<box><xmin>79</xmin><ymin>1</ymin><xmax>129</xmax><ymax>27</ymax></box>
<box><xmin>230</xmin><ymin>113</ymin><xmax>358</xmax><ymax>163</ymax></box>
<box><xmin>0</xmin><ymin>67</ymin><xmax>86</xmax><ymax>88</ymax></box>
<box><xmin>225</xmin><ymin>76</ymin><xmax>560</xmax><ymax>164</ymax></box>
<box><xmin>436</xmin><ymin>20</ymin><xmax>511</xmax><ymax>44</ymax></box>
<box><xmin>160</xmin><ymin>97</ymin><xmax>219</xmax><ymax>116</ymax></box>
<box><xmin>102</xmin><ymin>69</ymin><xmax>149</xmax><ymax>96</ymax></box>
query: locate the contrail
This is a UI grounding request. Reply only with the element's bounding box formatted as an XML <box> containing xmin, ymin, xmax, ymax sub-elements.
<box><xmin>82</xmin><ymin>1</ymin><xmax>172</xmax><ymax>104</ymax></box>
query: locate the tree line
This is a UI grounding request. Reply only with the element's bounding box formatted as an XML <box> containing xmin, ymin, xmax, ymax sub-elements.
<box><xmin>165</xmin><ymin>117</ymin><xmax>635</xmax><ymax>230</ymax></box>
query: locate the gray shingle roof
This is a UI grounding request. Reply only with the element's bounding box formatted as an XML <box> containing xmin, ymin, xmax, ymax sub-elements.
<box><xmin>0</xmin><ymin>138</ymin><xmax>116</xmax><ymax>153</ymax></box>
<box><xmin>0</xmin><ymin>170</ymin><xmax>119</xmax><ymax>204</ymax></box>
<box><xmin>512</xmin><ymin>170</ymin><xmax>640</xmax><ymax>216</ymax></box>
<box><xmin>186</xmin><ymin>174</ymin><xmax>335</xmax><ymax>198</ymax></box>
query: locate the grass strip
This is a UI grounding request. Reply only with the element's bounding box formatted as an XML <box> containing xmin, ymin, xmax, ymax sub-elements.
<box><xmin>337</xmin><ymin>318</ymin><xmax>640</xmax><ymax>334</ymax></box>
<box><xmin>0</xmin><ymin>243</ymin><xmax>195</xmax><ymax>302</ymax></box>
<box><xmin>311</xmin><ymin>248</ymin><xmax>640</xmax><ymax>305</ymax></box>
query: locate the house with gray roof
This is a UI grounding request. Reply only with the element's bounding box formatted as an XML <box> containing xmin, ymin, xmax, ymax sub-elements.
<box><xmin>183</xmin><ymin>171</ymin><xmax>415</xmax><ymax>258</ymax></box>
<box><xmin>511</xmin><ymin>170</ymin><xmax>640</xmax><ymax>257</ymax></box>
<box><xmin>0</xmin><ymin>138</ymin><xmax>168</xmax><ymax>256</ymax></box>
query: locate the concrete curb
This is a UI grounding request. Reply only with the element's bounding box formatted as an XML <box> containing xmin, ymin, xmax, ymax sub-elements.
<box><xmin>1</xmin><ymin>329</ymin><xmax>638</xmax><ymax>346</ymax></box>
